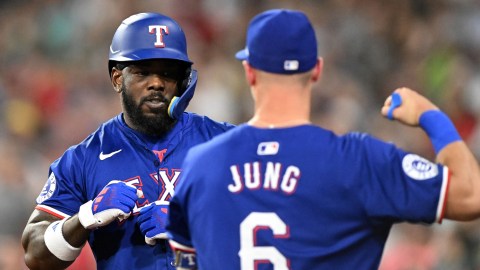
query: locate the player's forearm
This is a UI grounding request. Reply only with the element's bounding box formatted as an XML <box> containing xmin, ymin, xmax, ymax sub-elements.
<box><xmin>416</xmin><ymin>108</ymin><xmax>480</xmax><ymax>220</ymax></box>
<box><xmin>22</xmin><ymin>221</ymin><xmax>76</xmax><ymax>270</ymax></box>
<box><xmin>22</xmin><ymin>212</ymin><xmax>90</xmax><ymax>270</ymax></box>
<box><xmin>437</xmin><ymin>141</ymin><xmax>480</xmax><ymax>220</ymax></box>
<box><xmin>63</xmin><ymin>214</ymin><xmax>91</xmax><ymax>247</ymax></box>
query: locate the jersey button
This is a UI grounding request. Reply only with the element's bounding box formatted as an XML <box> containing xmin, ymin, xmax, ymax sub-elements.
<box><xmin>154</xmin><ymin>160</ymin><xmax>160</xmax><ymax>167</ymax></box>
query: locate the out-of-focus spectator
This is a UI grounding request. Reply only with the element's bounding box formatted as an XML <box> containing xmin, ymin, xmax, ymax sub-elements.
<box><xmin>380</xmin><ymin>224</ymin><xmax>438</xmax><ymax>270</ymax></box>
<box><xmin>0</xmin><ymin>139</ymin><xmax>31</xmax><ymax>270</ymax></box>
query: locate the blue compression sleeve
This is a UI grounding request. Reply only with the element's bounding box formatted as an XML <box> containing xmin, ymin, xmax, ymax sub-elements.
<box><xmin>419</xmin><ymin>110</ymin><xmax>462</xmax><ymax>154</ymax></box>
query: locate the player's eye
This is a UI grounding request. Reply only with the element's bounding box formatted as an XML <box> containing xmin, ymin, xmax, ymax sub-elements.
<box><xmin>128</xmin><ymin>67</ymin><xmax>149</xmax><ymax>77</ymax></box>
<box><xmin>159</xmin><ymin>71</ymin><xmax>183</xmax><ymax>83</ymax></box>
<box><xmin>160</xmin><ymin>71</ymin><xmax>178</xmax><ymax>79</ymax></box>
<box><xmin>162</xmin><ymin>71</ymin><xmax>172</xmax><ymax>77</ymax></box>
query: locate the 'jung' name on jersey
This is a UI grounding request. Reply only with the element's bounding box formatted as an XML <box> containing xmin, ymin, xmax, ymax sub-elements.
<box><xmin>228</xmin><ymin>161</ymin><xmax>300</xmax><ymax>194</ymax></box>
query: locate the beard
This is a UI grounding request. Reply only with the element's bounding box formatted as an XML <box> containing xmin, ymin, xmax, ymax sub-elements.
<box><xmin>121</xmin><ymin>83</ymin><xmax>177</xmax><ymax>136</ymax></box>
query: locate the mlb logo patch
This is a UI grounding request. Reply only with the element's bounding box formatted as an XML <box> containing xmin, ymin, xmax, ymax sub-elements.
<box><xmin>257</xmin><ymin>141</ymin><xmax>280</xmax><ymax>155</ymax></box>
<box><xmin>284</xmin><ymin>60</ymin><xmax>299</xmax><ymax>71</ymax></box>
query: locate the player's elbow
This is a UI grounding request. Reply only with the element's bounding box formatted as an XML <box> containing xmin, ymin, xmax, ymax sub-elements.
<box><xmin>446</xmin><ymin>205</ymin><xmax>480</xmax><ymax>222</ymax></box>
<box><xmin>24</xmin><ymin>252</ymin><xmax>43</xmax><ymax>270</ymax></box>
<box><xmin>445</xmin><ymin>175</ymin><xmax>480</xmax><ymax>221</ymax></box>
<box><xmin>23</xmin><ymin>243</ymin><xmax>50</xmax><ymax>270</ymax></box>
<box><xmin>24</xmin><ymin>251</ymin><xmax>71</xmax><ymax>270</ymax></box>
<box><xmin>457</xmin><ymin>195</ymin><xmax>480</xmax><ymax>221</ymax></box>
<box><xmin>22</xmin><ymin>228</ymin><xmax>66</xmax><ymax>270</ymax></box>
<box><xmin>22</xmin><ymin>231</ymin><xmax>40</xmax><ymax>269</ymax></box>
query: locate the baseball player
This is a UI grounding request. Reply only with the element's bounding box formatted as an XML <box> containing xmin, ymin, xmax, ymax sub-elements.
<box><xmin>166</xmin><ymin>9</ymin><xmax>480</xmax><ymax>269</ymax></box>
<box><xmin>21</xmin><ymin>12</ymin><xmax>233</xmax><ymax>270</ymax></box>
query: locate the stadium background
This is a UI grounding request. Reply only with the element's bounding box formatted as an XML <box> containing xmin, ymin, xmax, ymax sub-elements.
<box><xmin>1</xmin><ymin>0</ymin><xmax>480</xmax><ymax>269</ymax></box>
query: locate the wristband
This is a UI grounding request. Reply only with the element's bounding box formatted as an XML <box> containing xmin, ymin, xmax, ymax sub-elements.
<box><xmin>44</xmin><ymin>218</ymin><xmax>84</xmax><ymax>261</ymax></box>
<box><xmin>419</xmin><ymin>110</ymin><xmax>462</xmax><ymax>154</ymax></box>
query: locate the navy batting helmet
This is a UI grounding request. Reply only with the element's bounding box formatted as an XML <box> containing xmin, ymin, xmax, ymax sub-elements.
<box><xmin>109</xmin><ymin>12</ymin><xmax>197</xmax><ymax>120</ymax></box>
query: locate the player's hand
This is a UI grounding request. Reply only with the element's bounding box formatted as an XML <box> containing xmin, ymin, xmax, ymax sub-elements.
<box><xmin>137</xmin><ymin>202</ymin><xmax>169</xmax><ymax>245</ymax></box>
<box><xmin>381</xmin><ymin>87</ymin><xmax>439</xmax><ymax>126</ymax></box>
<box><xmin>78</xmin><ymin>180</ymin><xmax>143</xmax><ymax>230</ymax></box>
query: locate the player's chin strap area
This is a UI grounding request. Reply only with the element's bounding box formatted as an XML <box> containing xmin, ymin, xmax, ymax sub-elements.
<box><xmin>168</xmin><ymin>70</ymin><xmax>198</xmax><ymax>120</ymax></box>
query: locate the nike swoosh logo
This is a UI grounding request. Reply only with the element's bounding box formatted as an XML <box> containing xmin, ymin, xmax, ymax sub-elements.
<box><xmin>99</xmin><ymin>149</ymin><xmax>122</xmax><ymax>160</ymax></box>
<box><xmin>109</xmin><ymin>46</ymin><xmax>120</xmax><ymax>54</ymax></box>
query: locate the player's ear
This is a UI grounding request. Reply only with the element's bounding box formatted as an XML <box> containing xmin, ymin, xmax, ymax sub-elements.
<box><xmin>312</xmin><ymin>57</ymin><xmax>323</xmax><ymax>82</ymax></box>
<box><xmin>111</xmin><ymin>67</ymin><xmax>123</xmax><ymax>93</ymax></box>
<box><xmin>243</xmin><ymin>60</ymin><xmax>256</xmax><ymax>86</ymax></box>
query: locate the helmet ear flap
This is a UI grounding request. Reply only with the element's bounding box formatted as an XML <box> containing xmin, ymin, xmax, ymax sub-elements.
<box><xmin>168</xmin><ymin>69</ymin><xmax>198</xmax><ymax>120</ymax></box>
<box><xmin>179</xmin><ymin>66</ymin><xmax>192</xmax><ymax>94</ymax></box>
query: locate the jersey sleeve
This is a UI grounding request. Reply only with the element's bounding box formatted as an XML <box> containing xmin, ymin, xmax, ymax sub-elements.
<box><xmin>35</xmin><ymin>146</ymin><xmax>87</xmax><ymax>218</ymax></box>
<box><xmin>355</xmin><ymin>134</ymin><xmax>449</xmax><ymax>224</ymax></box>
<box><xmin>167</xmin><ymin>195</ymin><xmax>194</xmax><ymax>249</ymax></box>
<box><xmin>166</xmin><ymin>147</ymin><xmax>201</xmax><ymax>250</ymax></box>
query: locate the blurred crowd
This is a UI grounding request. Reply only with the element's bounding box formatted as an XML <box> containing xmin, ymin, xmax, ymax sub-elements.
<box><xmin>1</xmin><ymin>0</ymin><xmax>480</xmax><ymax>269</ymax></box>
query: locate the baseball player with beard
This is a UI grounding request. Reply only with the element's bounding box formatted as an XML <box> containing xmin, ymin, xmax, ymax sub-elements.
<box><xmin>21</xmin><ymin>12</ymin><xmax>233</xmax><ymax>270</ymax></box>
<box><xmin>166</xmin><ymin>9</ymin><xmax>480</xmax><ymax>270</ymax></box>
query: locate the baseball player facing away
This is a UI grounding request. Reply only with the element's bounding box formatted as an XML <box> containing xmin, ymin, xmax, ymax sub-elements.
<box><xmin>166</xmin><ymin>9</ymin><xmax>480</xmax><ymax>270</ymax></box>
<box><xmin>21</xmin><ymin>12</ymin><xmax>233</xmax><ymax>270</ymax></box>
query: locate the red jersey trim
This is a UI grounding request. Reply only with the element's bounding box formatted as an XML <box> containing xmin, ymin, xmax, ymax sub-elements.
<box><xmin>169</xmin><ymin>239</ymin><xmax>196</xmax><ymax>253</ymax></box>
<box><xmin>36</xmin><ymin>205</ymin><xmax>71</xmax><ymax>219</ymax></box>
<box><xmin>435</xmin><ymin>166</ymin><xmax>450</xmax><ymax>224</ymax></box>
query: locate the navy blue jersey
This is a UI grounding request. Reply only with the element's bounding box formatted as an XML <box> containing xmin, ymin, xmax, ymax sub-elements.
<box><xmin>35</xmin><ymin>112</ymin><xmax>233</xmax><ymax>270</ymax></box>
<box><xmin>167</xmin><ymin>124</ymin><xmax>449</xmax><ymax>270</ymax></box>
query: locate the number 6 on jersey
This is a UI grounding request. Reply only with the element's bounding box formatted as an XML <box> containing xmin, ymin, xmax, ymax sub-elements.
<box><xmin>240</xmin><ymin>212</ymin><xmax>290</xmax><ymax>270</ymax></box>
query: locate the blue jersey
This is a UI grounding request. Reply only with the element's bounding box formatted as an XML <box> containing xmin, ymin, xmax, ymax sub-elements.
<box><xmin>167</xmin><ymin>124</ymin><xmax>449</xmax><ymax>270</ymax></box>
<box><xmin>35</xmin><ymin>112</ymin><xmax>233</xmax><ymax>270</ymax></box>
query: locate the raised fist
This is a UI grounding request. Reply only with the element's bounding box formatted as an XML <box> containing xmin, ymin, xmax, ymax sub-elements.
<box><xmin>381</xmin><ymin>88</ymin><xmax>439</xmax><ymax>126</ymax></box>
<box><xmin>79</xmin><ymin>180</ymin><xmax>143</xmax><ymax>229</ymax></box>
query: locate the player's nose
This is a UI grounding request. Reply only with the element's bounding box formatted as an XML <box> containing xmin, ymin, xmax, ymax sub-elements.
<box><xmin>147</xmin><ymin>74</ymin><xmax>166</xmax><ymax>91</ymax></box>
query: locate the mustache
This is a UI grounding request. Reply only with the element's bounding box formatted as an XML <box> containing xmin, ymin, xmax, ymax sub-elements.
<box><xmin>140</xmin><ymin>94</ymin><xmax>170</xmax><ymax>104</ymax></box>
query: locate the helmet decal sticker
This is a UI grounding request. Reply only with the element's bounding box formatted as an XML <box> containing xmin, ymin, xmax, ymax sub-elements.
<box><xmin>148</xmin><ymin>25</ymin><xmax>168</xmax><ymax>48</ymax></box>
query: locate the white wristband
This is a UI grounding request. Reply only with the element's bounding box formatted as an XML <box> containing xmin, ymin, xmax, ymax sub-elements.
<box><xmin>44</xmin><ymin>218</ymin><xmax>84</xmax><ymax>261</ymax></box>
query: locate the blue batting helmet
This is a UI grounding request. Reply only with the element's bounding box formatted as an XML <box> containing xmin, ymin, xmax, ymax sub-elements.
<box><xmin>109</xmin><ymin>12</ymin><xmax>197</xmax><ymax>120</ymax></box>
